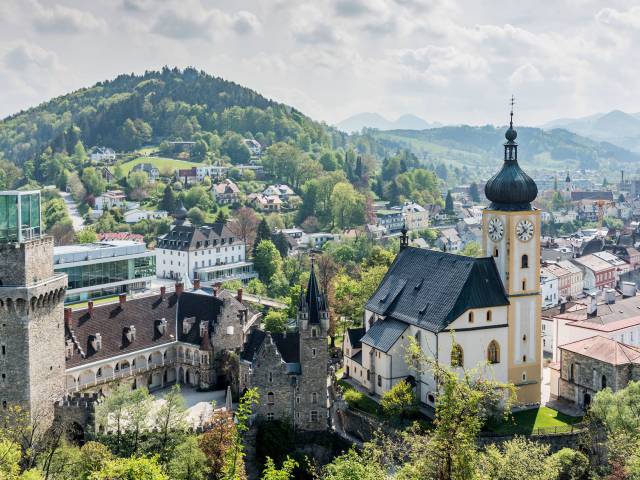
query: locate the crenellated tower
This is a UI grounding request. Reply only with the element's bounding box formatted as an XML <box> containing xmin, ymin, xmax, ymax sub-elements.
<box><xmin>0</xmin><ymin>191</ymin><xmax>67</xmax><ymax>426</ymax></box>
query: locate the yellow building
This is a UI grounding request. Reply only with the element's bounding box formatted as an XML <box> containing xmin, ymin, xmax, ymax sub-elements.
<box><xmin>482</xmin><ymin>111</ymin><xmax>541</xmax><ymax>404</ymax></box>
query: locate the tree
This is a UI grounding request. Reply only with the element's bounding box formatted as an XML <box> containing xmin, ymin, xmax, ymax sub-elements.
<box><xmin>254</xmin><ymin>240</ymin><xmax>282</xmax><ymax>283</ymax></box>
<box><xmin>322</xmin><ymin>449</ymin><xmax>387</xmax><ymax>480</ymax></box>
<box><xmin>81</xmin><ymin>167</ymin><xmax>106</xmax><ymax>197</ymax></box>
<box><xmin>188</xmin><ymin>207</ymin><xmax>207</xmax><ymax>226</ymax></box>
<box><xmin>460</xmin><ymin>242</ymin><xmax>482</xmax><ymax>258</ymax></box>
<box><xmin>225</xmin><ymin>388</ymin><xmax>259</xmax><ymax>480</ymax></box>
<box><xmin>75</xmin><ymin>228</ymin><xmax>98</xmax><ymax>244</ymax></box>
<box><xmin>199</xmin><ymin>410</ymin><xmax>237</xmax><ymax>479</ymax></box>
<box><xmin>229</xmin><ymin>207</ymin><xmax>258</xmax><ymax>252</ymax></box>
<box><xmin>167</xmin><ymin>437</ymin><xmax>209</xmax><ymax>480</ymax></box>
<box><xmin>161</xmin><ymin>184</ymin><xmax>177</xmax><ymax>213</ymax></box>
<box><xmin>469</xmin><ymin>182</ymin><xmax>480</xmax><ymax>202</ymax></box>
<box><xmin>155</xmin><ymin>385</ymin><xmax>188</xmax><ymax>461</ymax></box>
<box><xmin>477</xmin><ymin>437</ymin><xmax>560</xmax><ymax>480</ymax></box>
<box><xmin>215</xmin><ymin>210</ymin><xmax>228</xmax><ymax>224</ymax></box>
<box><xmin>330</xmin><ymin>182</ymin><xmax>365</xmax><ymax>229</ymax></box>
<box><xmin>380</xmin><ymin>380</ymin><xmax>417</xmax><ymax>418</ymax></box>
<box><xmin>263</xmin><ymin>311</ymin><xmax>288</xmax><ymax>333</ymax></box>
<box><xmin>272</xmin><ymin>232</ymin><xmax>289</xmax><ymax>258</ymax></box>
<box><xmin>191</xmin><ymin>140</ymin><xmax>209</xmax><ymax>162</ymax></box>
<box><xmin>261</xmin><ymin>457</ymin><xmax>297</xmax><ymax>480</ymax></box>
<box><xmin>73</xmin><ymin>141</ymin><xmax>89</xmax><ymax>165</ymax></box>
<box><xmin>221</xmin><ymin>132</ymin><xmax>251</xmax><ymax>164</ymax></box>
<box><xmin>43</xmin><ymin>198</ymin><xmax>70</xmax><ymax>230</ymax></box>
<box><xmin>89</xmin><ymin>456</ymin><xmax>167</xmax><ymax>480</ymax></box>
<box><xmin>127</xmin><ymin>171</ymin><xmax>150</xmax><ymax>200</ymax></box>
<box><xmin>184</xmin><ymin>186</ymin><xmax>212</xmax><ymax>211</ymax></box>
<box><xmin>49</xmin><ymin>220</ymin><xmax>75</xmax><ymax>245</ymax></box>
<box><xmin>246</xmin><ymin>278</ymin><xmax>267</xmax><ymax>296</ymax></box>
<box><xmin>548</xmin><ymin>448</ymin><xmax>589</xmax><ymax>480</ymax></box>
<box><xmin>444</xmin><ymin>190</ymin><xmax>454</xmax><ymax>213</ymax></box>
<box><xmin>253</xmin><ymin>218</ymin><xmax>273</xmax><ymax>257</ymax></box>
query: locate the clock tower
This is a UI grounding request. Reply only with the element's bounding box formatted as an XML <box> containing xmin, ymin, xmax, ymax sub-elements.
<box><xmin>482</xmin><ymin>104</ymin><xmax>541</xmax><ymax>404</ymax></box>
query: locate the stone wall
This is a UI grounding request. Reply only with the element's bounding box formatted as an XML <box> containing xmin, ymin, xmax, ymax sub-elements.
<box><xmin>211</xmin><ymin>297</ymin><xmax>245</xmax><ymax>353</ymax></box>
<box><xmin>0</xmin><ymin>237</ymin><xmax>55</xmax><ymax>286</ymax></box>
<box><xmin>297</xmin><ymin>321</ymin><xmax>329</xmax><ymax>431</ymax></box>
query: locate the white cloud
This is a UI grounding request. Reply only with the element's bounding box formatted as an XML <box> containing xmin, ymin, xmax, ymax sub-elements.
<box><xmin>33</xmin><ymin>3</ymin><xmax>106</xmax><ymax>34</ymax></box>
<box><xmin>509</xmin><ymin>63</ymin><xmax>544</xmax><ymax>87</ymax></box>
<box><xmin>3</xmin><ymin>42</ymin><xmax>60</xmax><ymax>71</ymax></box>
<box><xmin>231</xmin><ymin>11</ymin><xmax>261</xmax><ymax>35</ymax></box>
<box><xmin>596</xmin><ymin>6</ymin><xmax>640</xmax><ymax>29</ymax></box>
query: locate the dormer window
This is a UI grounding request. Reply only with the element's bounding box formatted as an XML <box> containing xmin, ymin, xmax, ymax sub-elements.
<box><xmin>157</xmin><ymin>318</ymin><xmax>167</xmax><ymax>335</ymax></box>
<box><xmin>199</xmin><ymin>321</ymin><xmax>207</xmax><ymax>337</ymax></box>
<box><xmin>183</xmin><ymin>317</ymin><xmax>196</xmax><ymax>334</ymax></box>
<box><xmin>90</xmin><ymin>333</ymin><xmax>102</xmax><ymax>351</ymax></box>
<box><xmin>124</xmin><ymin>326</ymin><xmax>136</xmax><ymax>343</ymax></box>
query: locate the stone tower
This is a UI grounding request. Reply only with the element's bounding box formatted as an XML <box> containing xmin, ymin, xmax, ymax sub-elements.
<box><xmin>296</xmin><ymin>261</ymin><xmax>330</xmax><ymax>430</ymax></box>
<box><xmin>482</xmin><ymin>106</ymin><xmax>542</xmax><ymax>405</ymax></box>
<box><xmin>0</xmin><ymin>191</ymin><xmax>67</xmax><ymax>425</ymax></box>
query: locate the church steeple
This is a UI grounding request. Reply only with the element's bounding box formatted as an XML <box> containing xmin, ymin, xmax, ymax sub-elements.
<box><xmin>299</xmin><ymin>258</ymin><xmax>327</xmax><ymax>326</ymax></box>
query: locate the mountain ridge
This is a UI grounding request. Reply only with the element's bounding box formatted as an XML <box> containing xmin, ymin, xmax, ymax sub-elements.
<box><xmin>336</xmin><ymin>112</ymin><xmax>438</xmax><ymax>133</ymax></box>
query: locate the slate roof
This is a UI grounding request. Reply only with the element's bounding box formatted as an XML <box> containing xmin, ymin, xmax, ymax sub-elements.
<box><xmin>177</xmin><ymin>291</ymin><xmax>224</xmax><ymax>345</ymax></box>
<box><xmin>156</xmin><ymin>222</ymin><xmax>236</xmax><ymax>251</ymax></box>
<box><xmin>65</xmin><ymin>293</ymin><xmax>179</xmax><ymax>368</ymax></box>
<box><xmin>571</xmin><ymin>191</ymin><xmax>614</xmax><ymax>202</ymax></box>
<box><xmin>346</xmin><ymin>327</ymin><xmax>365</xmax><ymax>349</ymax></box>
<box><xmin>240</xmin><ymin>330</ymin><xmax>300</xmax><ymax>365</ymax></box>
<box><xmin>360</xmin><ymin>318</ymin><xmax>408</xmax><ymax>352</ymax></box>
<box><xmin>365</xmin><ymin>247</ymin><xmax>509</xmax><ymax>333</ymax></box>
<box><xmin>299</xmin><ymin>263</ymin><xmax>327</xmax><ymax>324</ymax></box>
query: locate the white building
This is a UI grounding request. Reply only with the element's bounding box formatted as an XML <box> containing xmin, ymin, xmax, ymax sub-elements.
<box><xmin>90</xmin><ymin>147</ymin><xmax>117</xmax><ymax>164</ymax></box>
<box><xmin>263</xmin><ymin>184</ymin><xmax>295</xmax><ymax>199</ymax></box>
<box><xmin>541</xmin><ymin>267</ymin><xmax>559</xmax><ymax>308</ymax></box>
<box><xmin>155</xmin><ymin>206</ymin><xmax>257</xmax><ymax>285</ymax></box>
<box><xmin>243</xmin><ymin>139</ymin><xmax>262</xmax><ymax>156</ymax></box>
<box><xmin>124</xmin><ymin>208</ymin><xmax>168</xmax><ymax>224</ymax></box>
<box><xmin>196</xmin><ymin>165</ymin><xmax>228</xmax><ymax>182</ymax></box>
<box><xmin>400</xmin><ymin>201</ymin><xmax>429</xmax><ymax>231</ymax></box>
<box><xmin>94</xmin><ymin>190</ymin><xmax>127</xmax><ymax>211</ymax></box>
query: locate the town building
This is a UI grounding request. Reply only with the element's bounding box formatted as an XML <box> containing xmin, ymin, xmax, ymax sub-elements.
<box><xmin>263</xmin><ymin>184</ymin><xmax>295</xmax><ymax>200</ymax></box>
<box><xmin>240</xmin><ymin>264</ymin><xmax>329</xmax><ymax>430</ymax></box>
<box><xmin>155</xmin><ymin>204</ymin><xmax>257</xmax><ymax>285</ymax></box>
<box><xmin>572</xmin><ymin>254</ymin><xmax>617</xmax><ymax>292</ymax></box>
<box><xmin>243</xmin><ymin>139</ymin><xmax>262</xmax><ymax>156</ymax></box>
<box><xmin>540</xmin><ymin>267</ymin><xmax>559</xmax><ymax>308</ymax></box>
<box><xmin>212</xmin><ymin>179</ymin><xmax>241</xmax><ymax>205</ymax></box>
<box><xmin>397</xmin><ymin>202</ymin><xmax>429</xmax><ymax>231</ymax></box>
<box><xmin>196</xmin><ymin>165</ymin><xmax>227</xmax><ymax>182</ymax></box>
<box><xmin>0</xmin><ymin>191</ymin><xmax>68</xmax><ymax>426</ymax></box>
<box><xmin>53</xmin><ymin>240</ymin><xmax>156</xmax><ymax>304</ymax></box>
<box><xmin>557</xmin><ymin>260</ymin><xmax>584</xmax><ymax>298</ymax></box>
<box><xmin>435</xmin><ymin>227</ymin><xmax>462</xmax><ymax>253</ymax></box>
<box><xmin>375</xmin><ymin>209</ymin><xmax>404</xmax><ymax>233</ymax></box>
<box><xmin>550</xmin><ymin>336</ymin><xmax>640</xmax><ymax>408</ymax></box>
<box><xmin>94</xmin><ymin>190</ymin><xmax>127</xmax><ymax>212</ymax></box>
<box><xmin>247</xmin><ymin>193</ymin><xmax>282</xmax><ymax>212</ymax></box>
<box><xmin>90</xmin><ymin>147</ymin><xmax>116</xmax><ymax>164</ymax></box>
<box><xmin>178</xmin><ymin>168</ymin><xmax>198</xmax><ymax>186</ymax></box>
<box><xmin>123</xmin><ymin>208</ymin><xmax>168</xmax><ymax>224</ymax></box>
<box><xmin>344</xmin><ymin>116</ymin><xmax>542</xmax><ymax>406</ymax></box>
<box><xmin>542</xmin><ymin>263</ymin><xmax>572</xmax><ymax>300</ymax></box>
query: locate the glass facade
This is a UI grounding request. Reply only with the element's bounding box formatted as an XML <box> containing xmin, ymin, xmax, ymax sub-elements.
<box><xmin>58</xmin><ymin>256</ymin><xmax>156</xmax><ymax>290</ymax></box>
<box><xmin>0</xmin><ymin>191</ymin><xmax>40</xmax><ymax>242</ymax></box>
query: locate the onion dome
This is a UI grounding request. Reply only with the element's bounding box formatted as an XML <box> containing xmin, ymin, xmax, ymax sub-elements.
<box><xmin>484</xmin><ymin>105</ymin><xmax>538</xmax><ymax>211</ymax></box>
<box><xmin>173</xmin><ymin>201</ymin><xmax>188</xmax><ymax>221</ymax></box>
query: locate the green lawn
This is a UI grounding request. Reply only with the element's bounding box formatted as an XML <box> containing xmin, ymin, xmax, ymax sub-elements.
<box><xmin>114</xmin><ymin>156</ymin><xmax>200</xmax><ymax>175</ymax></box>
<box><xmin>485</xmin><ymin>407</ymin><xmax>583</xmax><ymax>435</ymax></box>
<box><xmin>66</xmin><ymin>295</ymin><xmax>121</xmax><ymax>310</ymax></box>
<box><xmin>338</xmin><ymin>379</ymin><xmax>382</xmax><ymax>416</ymax></box>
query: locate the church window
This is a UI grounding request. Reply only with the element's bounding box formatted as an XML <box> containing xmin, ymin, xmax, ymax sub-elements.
<box><xmin>522</xmin><ymin>355</ymin><xmax>527</xmax><ymax>363</ymax></box>
<box><xmin>377</xmin><ymin>375</ymin><xmax>382</xmax><ymax>387</ymax></box>
<box><xmin>96</xmin><ymin>368</ymin><xmax>102</xmax><ymax>378</ymax></box>
<box><xmin>522</xmin><ymin>372</ymin><xmax>527</xmax><ymax>381</ymax></box>
<box><xmin>522</xmin><ymin>334</ymin><xmax>527</xmax><ymax>342</ymax></box>
<box><xmin>468</xmin><ymin>312</ymin><xmax>474</xmax><ymax>323</ymax></box>
<box><xmin>312</xmin><ymin>328</ymin><xmax>317</xmax><ymax>338</ymax></box>
<box><xmin>487</xmin><ymin>341</ymin><xmax>500</xmax><ymax>364</ymax></box>
<box><xmin>296</xmin><ymin>396</ymin><xmax>300</xmax><ymax>404</ymax></box>
<box><xmin>311</xmin><ymin>411</ymin><xmax>318</xmax><ymax>422</ymax></box>
<box><xmin>267</xmin><ymin>392</ymin><xmax>274</xmax><ymax>405</ymax></box>
<box><xmin>267</xmin><ymin>413</ymin><xmax>274</xmax><ymax>421</ymax></box>
<box><xmin>451</xmin><ymin>344</ymin><xmax>464</xmax><ymax>368</ymax></box>
<box><xmin>522</xmin><ymin>280</ymin><xmax>527</xmax><ymax>290</ymax></box>
<box><xmin>494</xmin><ymin>248</ymin><xmax>498</xmax><ymax>257</ymax></box>
<box><xmin>312</xmin><ymin>392</ymin><xmax>318</xmax><ymax>404</ymax></box>
<box><xmin>269</xmin><ymin>372</ymin><xmax>273</xmax><ymax>383</ymax></box>
<box><xmin>601</xmin><ymin>375</ymin><xmax>607</xmax><ymax>389</ymax></box>
<box><xmin>521</xmin><ymin>255</ymin><xmax>529</xmax><ymax>268</ymax></box>
<box><xmin>312</xmin><ymin>348</ymin><xmax>317</xmax><ymax>358</ymax></box>
<box><xmin>486</xmin><ymin>310</ymin><xmax>492</xmax><ymax>322</ymax></box>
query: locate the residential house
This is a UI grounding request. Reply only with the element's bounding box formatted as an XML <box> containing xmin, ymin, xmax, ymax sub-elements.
<box><xmin>540</xmin><ymin>267</ymin><xmax>560</xmax><ymax>308</ymax></box>
<box><xmin>572</xmin><ymin>254</ymin><xmax>616</xmax><ymax>292</ymax></box>
<box><xmin>399</xmin><ymin>202</ymin><xmax>429</xmax><ymax>231</ymax></box>
<box><xmin>557</xmin><ymin>260</ymin><xmax>584</xmax><ymax>298</ymax></box>
<box><xmin>178</xmin><ymin>168</ymin><xmax>198</xmax><ymax>186</ymax></box>
<box><xmin>101</xmin><ymin>167</ymin><xmax>116</xmax><ymax>184</ymax></box>
<box><xmin>94</xmin><ymin>190</ymin><xmax>127</xmax><ymax>211</ymax></box>
<box><xmin>376</xmin><ymin>210</ymin><xmax>404</xmax><ymax>233</ymax></box>
<box><xmin>247</xmin><ymin>193</ymin><xmax>282</xmax><ymax>212</ymax></box>
<box><xmin>90</xmin><ymin>147</ymin><xmax>116</xmax><ymax>164</ymax></box>
<box><xmin>263</xmin><ymin>184</ymin><xmax>295</xmax><ymax>200</ymax></box>
<box><xmin>196</xmin><ymin>165</ymin><xmax>227</xmax><ymax>182</ymax></box>
<box><xmin>593</xmin><ymin>250</ymin><xmax>631</xmax><ymax>279</ymax></box>
<box><xmin>243</xmin><ymin>139</ymin><xmax>262</xmax><ymax>156</ymax></box>
<box><xmin>435</xmin><ymin>228</ymin><xmax>462</xmax><ymax>253</ymax></box>
<box><xmin>131</xmin><ymin>163</ymin><xmax>160</xmax><ymax>182</ymax></box>
<box><xmin>124</xmin><ymin>208</ymin><xmax>168</xmax><ymax>224</ymax></box>
<box><xmin>212</xmin><ymin>179</ymin><xmax>241</xmax><ymax>205</ymax></box>
<box><xmin>543</xmin><ymin>263</ymin><xmax>573</xmax><ymax>300</ymax></box>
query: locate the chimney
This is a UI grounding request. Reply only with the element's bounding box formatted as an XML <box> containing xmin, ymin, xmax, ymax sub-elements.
<box><xmin>237</xmin><ymin>288</ymin><xmax>243</xmax><ymax>303</ymax></box>
<box><xmin>87</xmin><ymin>301</ymin><xmax>94</xmax><ymax>317</ymax></box>
<box><xmin>587</xmin><ymin>293</ymin><xmax>597</xmax><ymax>317</ymax></box>
<box><xmin>119</xmin><ymin>293</ymin><xmax>126</xmax><ymax>307</ymax></box>
<box><xmin>604</xmin><ymin>288</ymin><xmax>616</xmax><ymax>305</ymax></box>
<box><xmin>175</xmin><ymin>282</ymin><xmax>184</xmax><ymax>296</ymax></box>
<box><xmin>622</xmin><ymin>281</ymin><xmax>637</xmax><ymax>298</ymax></box>
<box><xmin>160</xmin><ymin>286</ymin><xmax>166</xmax><ymax>297</ymax></box>
<box><xmin>193</xmin><ymin>278</ymin><xmax>201</xmax><ymax>290</ymax></box>
<box><xmin>64</xmin><ymin>308</ymin><xmax>73</xmax><ymax>329</ymax></box>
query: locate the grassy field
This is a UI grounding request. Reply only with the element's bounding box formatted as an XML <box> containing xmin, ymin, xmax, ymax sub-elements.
<box><xmin>67</xmin><ymin>295</ymin><xmax>120</xmax><ymax>310</ymax></box>
<box><xmin>115</xmin><ymin>156</ymin><xmax>200</xmax><ymax>175</ymax></box>
<box><xmin>485</xmin><ymin>406</ymin><xmax>583</xmax><ymax>435</ymax></box>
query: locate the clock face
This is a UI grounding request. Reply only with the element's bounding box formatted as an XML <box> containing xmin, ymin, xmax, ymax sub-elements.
<box><xmin>516</xmin><ymin>220</ymin><xmax>534</xmax><ymax>242</ymax></box>
<box><xmin>487</xmin><ymin>217</ymin><xmax>504</xmax><ymax>242</ymax></box>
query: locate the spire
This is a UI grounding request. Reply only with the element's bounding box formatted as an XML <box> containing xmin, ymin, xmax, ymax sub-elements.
<box><xmin>504</xmin><ymin>95</ymin><xmax>518</xmax><ymax>161</ymax></box>
<box><xmin>304</xmin><ymin>256</ymin><xmax>324</xmax><ymax>324</ymax></box>
<box><xmin>400</xmin><ymin>221</ymin><xmax>409</xmax><ymax>251</ymax></box>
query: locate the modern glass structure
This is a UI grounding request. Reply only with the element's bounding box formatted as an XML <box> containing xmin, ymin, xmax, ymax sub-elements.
<box><xmin>54</xmin><ymin>240</ymin><xmax>156</xmax><ymax>303</ymax></box>
<box><xmin>0</xmin><ymin>191</ymin><xmax>41</xmax><ymax>243</ymax></box>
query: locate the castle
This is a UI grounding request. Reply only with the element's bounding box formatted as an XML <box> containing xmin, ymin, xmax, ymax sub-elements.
<box><xmin>1</xmin><ymin>192</ymin><xmax>330</xmax><ymax>434</ymax></box>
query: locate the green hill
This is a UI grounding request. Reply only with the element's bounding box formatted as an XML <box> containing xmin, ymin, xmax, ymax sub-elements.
<box><xmin>0</xmin><ymin>67</ymin><xmax>345</xmax><ymax>166</ymax></box>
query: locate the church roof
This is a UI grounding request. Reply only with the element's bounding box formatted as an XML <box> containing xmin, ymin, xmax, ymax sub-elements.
<box><xmin>365</xmin><ymin>247</ymin><xmax>509</xmax><ymax>333</ymax></box>
<box><xmin>360</xmin><ymin>318</ymin><xmax>407</xmax><ymax>352</ymax></box>
<box><xmin>346</xmin><ymin>327</ymin><xmax>365</xmax><ymax>349</ymax></box>
<box><xmin>299</xmin><ymin>262</ymin><xmax>327</xmax><ymax>324</ymax></box>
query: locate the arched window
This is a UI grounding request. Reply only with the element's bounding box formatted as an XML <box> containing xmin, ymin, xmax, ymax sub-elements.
<box><xmin>267</xmin><ymin>392</ymin><xmax>274</xmax><ymax>405</ymax></box>
<box><xmin>570</xmin><ymin>363</ymin><xmax>575</xmax><ymax>381</ymax></box>
<box><xmin>522</xmin><ymin>334</ymin><xmax>527</xmax><ymax>342</ymax></box>
<box><xmin>486</xmin><ymin>310</ymin><xmax>492</xmax><ymax>322</ymax></box>
<box><xmin>522</xmin><ymin>280</ymin><xmax>527</xmax><ymax>290</ymax></box>
<box><xmin>312</xmin><ymin>392</ymin><xmax>317</xmax><ymax>404</ymax></box>
<box><xmin>269</xmin><ymin>372</ymin><xmax>273</xmax><ymax>383</ymax></box>
<box><xmin>493</xmin><ymin>248</ymin><xmax>499</xmax><ymax>257</ymax></box>
<box><xmin>601</xmin><ymin>375</ymin><xmax>607</xmax><ymax>389</ymax></box>
<box><xmin>522</xmin><ymin>255</ymin><xmax>529</xmax><ymax>268</ymax></box>
<box><xmin>468</xmin><ymin>312</ymin><xmax>474</xmax><ymax>323</ymax></box>
<box><xmin>451</xmin><ymin>344</ymin><xmax>464</xmax><ymax>368</ymax></box>
<box><xmin>487</xmin><ymin>341</ymin><xmax>500</xmax><ymax>364</ymax></box>
<box><xmin>522</xmin><ymin>355</ymin><xmax>527</xmax><ymax>363</ymax></box>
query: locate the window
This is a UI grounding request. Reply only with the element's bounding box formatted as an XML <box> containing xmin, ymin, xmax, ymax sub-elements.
<box><xmin>311</xmin><ymin>411</ymin><xmax>318</xmax><ymax>422</ymax></box>
<box><xmin>269</xmin><ymin>372</ymin><xmax>273</xmax><ymax>383</ymax></box>
<box><xmin>377</xmin><ymin>375</ymin><xmax>382</xmax><ymax>387</ymax></box>
<box><xmin>522</xmin><ymin>334</ymin><xmax>527</xmax><ymax>342</ymax></box>
<box><xmin>367</xmin><ymin>370</ymin><xmax>371</xmax><ymax>381</ymax></box>
<box><xmin>312</xmin><ymin>392</ymin><xmax>317</xmax><ymax>404</ymax></box>
<box><xmin>493</xmin><ymin>248</ymin><xmax>498</xmax><ymax>257</ymax></box>
<box><xmin>487</xmin><ymin>341</ymin><xmax>500</xmax><ymax>364</ymax></box>
<box><xmin>312</xmin><ymin>328</ymin><xmax>317</xmax><ymax>338</ymax></box>
<box><xmin>521</xmin><ymin>255</ymin><xmax>529</xmax><ymax>268</ymax></box>
<box><xmin>570</xmin><ymin>363</ymin><xmax>575</xmax><ymax>381</ymax></box>
<box><xmin>267</xmin><ymin>392</ymin><xmax>274</xmax><ymax>405</ymax></box>
<box><xmin>522</xmin><ymin>372</ymin><xmax>527</xmax><ymax>381</ymax></box>
<box><xmin>601</xmin><ymin>375</ymin><xmax>607</xmax><ymax>389</ymax></box>
<box><xmin>522</xmin><ymin>355</ymin><xmax>527</xmax><ymax>363</ymax></box>
<box><xmin>486</xmin><ymin>310</ymin><xmax>492</xmax><ymax>322</ymax></box>
<box><xmin>1</xmin><ymin>346</ymin><xmax>4</xmax><ymax>355</ymax></box>
<box><xmin>468</xmin><ymin>311</ymin><xmax>474</xmax><ymax>323</ymax></box>
<box><xmin>522</xmin><ymin>280</ymin><xmax>527</xmax><ymax>290</ymax></box>
<box><xmin>312</xmin><ymin>348</ymin><xmax>316</xmax><ymax>358</ymax></box>
<box><xmin>451</xmin><ymin>344</ymin><xmax>464</xmax><ymax>368</ymax></box>
<box><xmin>296</xmin><ymin>396</ymin><xmax>300</xmax><ymax>404</ymax></box>
<box><xmin>267</xmin><ymin>412</ymin><xmax>274</xmax><ymax>421</ymax></box>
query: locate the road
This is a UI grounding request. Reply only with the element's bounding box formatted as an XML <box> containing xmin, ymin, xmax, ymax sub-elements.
<box><xmin>59</xmin><ymin>191</ymin><xmax>85</xmax><ymax>231</ymax></box>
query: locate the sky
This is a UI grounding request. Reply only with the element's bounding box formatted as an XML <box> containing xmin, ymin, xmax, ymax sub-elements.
<box><xmin>1</xmin><ymin>0</ymin><xmax>640</xmax><ymax>127</ymax></box>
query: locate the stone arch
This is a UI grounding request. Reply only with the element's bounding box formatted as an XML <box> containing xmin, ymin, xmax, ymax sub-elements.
<box><xmin>30</xmin><ymin>296</ymin><xmax>37</xmax><ymax>310</ymax></box>
<box><xmin>37</xmin><ymin>294</ymin><xmax>43</xmax><ymax>308</ymax></box>
<box><xmin>15</xmin><ymin>298</ymin><xmax>26</xmax><ymax>313</ymax></box>
<box><xmin>178</xmin><ymin>367</ymin><xmax>185</xmax><ymax>383</ymax></box>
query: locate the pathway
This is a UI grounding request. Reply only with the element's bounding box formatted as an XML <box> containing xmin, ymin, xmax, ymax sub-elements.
<box><xmin>60</xmin><ymin>191</ymin><xmax>85</xmax><ymax>231</ymax></box>
<box><xmin>152</xmin><ymin>386</ymin><xmax>228</xmax><ymax>428</ymax></box>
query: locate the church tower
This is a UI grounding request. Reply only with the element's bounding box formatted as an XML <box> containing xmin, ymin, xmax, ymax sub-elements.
<box><xmin>296</xmin><ymin>260</ymin><xmax>329</xmax><ymax>430</ymax></box>
<box><xmin>564</xmin><ymin>172</ymin><xmax>572</xmax><ymax>200</ymax></box>
<box><xmin>0</xmin><ymin>191</ymin><xmax>67</xmax><ymax>425</ymax></box>
<box><xmin>482</xmin><ymin>105</ymin><xmax>541</xmax><ymax>404</ymax></box>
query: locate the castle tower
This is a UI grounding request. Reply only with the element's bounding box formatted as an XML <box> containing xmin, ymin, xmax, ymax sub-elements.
<box><xmin>296</xmin><ymin>260</ymin><xmax>329</xmax><ymax>430</ymax></box>
<box><xmin>482</xmin><ymin>104</ymin><xmax>541</xmax><ymax>404</ymax></box>
<box><xmin>0</xmin><ymin>191</ymin><xmax>67</xmax><ymax>425</ymax></box>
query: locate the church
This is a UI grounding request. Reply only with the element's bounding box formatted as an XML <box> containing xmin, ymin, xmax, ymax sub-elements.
<box><xmin>344</xmin><ymin>113</ymin><xmax>542</xmax><ymax>406</ymax></box>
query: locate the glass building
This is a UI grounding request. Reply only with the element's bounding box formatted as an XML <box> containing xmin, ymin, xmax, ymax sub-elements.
<box><xmin>0</xmin><ymin>191</ymin><xmax>41</xmax><ymax>243</ymax></box>
<box><xmin>54</xmin><ymin>240</ymin><xmax>156</xmax><ymax>304</ymax></box>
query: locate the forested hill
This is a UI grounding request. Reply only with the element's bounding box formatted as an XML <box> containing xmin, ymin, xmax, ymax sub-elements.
<box><xmin>372</xmin><ymin>125</ymin><xmax>640</xmax><ymax>174</ymax></box>
<box><xmin>0</xmin><ymin>67</ymin><xmax>345</xmax><ymax>165</ymax></box>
